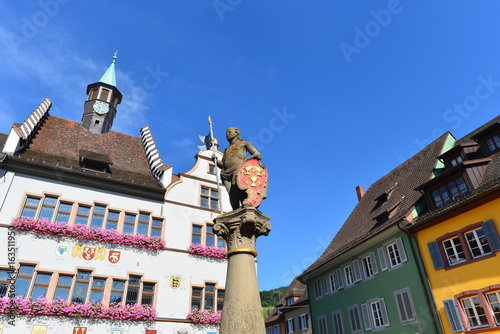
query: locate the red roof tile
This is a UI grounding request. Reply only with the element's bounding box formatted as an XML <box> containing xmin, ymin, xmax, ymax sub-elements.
<box><xmin>12</xmin><ymin>115</ymin><xmax>162</xmax><ymax>189</ymax></box>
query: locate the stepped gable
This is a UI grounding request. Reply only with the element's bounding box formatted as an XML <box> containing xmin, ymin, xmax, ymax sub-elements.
<box><xmin>11</xmin><ymin>115</ymin><xmax>162</xmax><ymax>188</ymax></box>
<box><xmin>302</xmin><ymin>132</ymin><xmax>450</xmax><ymax>276</ymax></box>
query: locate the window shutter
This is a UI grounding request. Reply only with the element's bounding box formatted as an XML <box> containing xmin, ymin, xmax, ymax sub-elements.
<box><xmin>370</xmin><ymin>252</ymin><xmax>379</xmax><ymax>275</ymax></box>
<box><xmin>482</xmin><ymin>220</ymin><xmax>500</xmax><ymax>252</ymax></box>
<box><xmin>336</xmin><ymin>268</ymin><xmax>345</xmax><ymax>289</ymax></box>
<box><xmin>352</xmin><ymin>259</ymin><xmax>362</xmax><ymax>282</ymax></box>
<box><xmin>323</xmin><ymin>275</ymin><xmax>330</xmax><ymax>295</ymax></box>
<box><xmin>379</xmin><ymin>298</ymin><xmax>390</xmax><ymax>326</ymax></box>
<box><xmin>427</xmin><ymin>241</ymin><xmax>445</xmax><ymax>269</ymax></box>
<box><xmin>361</xmin><ymin>303</ymin><xmax>372</xmax><ymax>330</ymax></box>
<box><xmin>292</xmin><ymin>318</ymin><xmax>296</xmax><ymax>332</ymax></box>
<box><xmin>443</xmin><ymin>299</ymin><xmax>464</xmax><ymax>333</ymax></box>
<box><xmin>378</xmin><ymin>247</ymin><xmax>388</xmax><ymax>271</ymax></box>
<box><xmin>396</xmin><ymin>237</ymin><xmax>408</xmax><ymax>263</ymax></box>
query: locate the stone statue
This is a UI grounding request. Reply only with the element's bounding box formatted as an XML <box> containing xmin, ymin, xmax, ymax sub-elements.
<box><xmin>213</xmin><ymin>127</ymin><xmax>267</xmax><ymax>211</ymax></box>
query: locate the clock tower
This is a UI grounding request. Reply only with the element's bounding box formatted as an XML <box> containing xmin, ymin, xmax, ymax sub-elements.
<box><xmin>81</xmin><ymin>52</ymin><xmax>123</xmax><ymax>134</ymax></box>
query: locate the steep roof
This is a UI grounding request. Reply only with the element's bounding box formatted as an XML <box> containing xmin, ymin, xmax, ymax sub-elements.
<box><xmin>7</xmin><ymin>115</ymin><xmax>162</xmax><ymax>189</ymax></box>
<box><xmin>300</xmin><ymin>132</ymin><xmax>450</xmax><ymax>277</ymax></box>
<box><xmin>99</xmin><ymin>52</ymin><xmax>118</xmax><ymax>87</ymax></box>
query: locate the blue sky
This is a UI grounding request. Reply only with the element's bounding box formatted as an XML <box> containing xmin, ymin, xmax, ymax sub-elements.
<box><xmin>1</xmin><ymin>1</ymin><xmax>499</xmax><ymax>291</ymax></box>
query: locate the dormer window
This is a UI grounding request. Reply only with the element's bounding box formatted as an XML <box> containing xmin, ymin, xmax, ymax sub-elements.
<box><xmin>431</xmin><ymin>177</ymin><xmax>469</xmax><ymax>208</ymax></box>
<box><xmin>79</xmin><ymin>150</ymin><xmax>112</xmax><ymax>174</ymax></box>
<box><xmin>450</xmin><ymin>155</ymin><xmax>463</xmax><ymax>167</ymax></box>
<box><xmin>471</xmin><ymin>121</ymin><xmax>500</xmax><ymax>156</ymax></box>
<box><xmin>485</xmin><ymin>134</ymin><xmax>500</xmax><ymax>154</ymax></box>
<box><xmin>286</xmin><ymin>297</ymin><xmax>294</xmax><ymax>306</ymax></box>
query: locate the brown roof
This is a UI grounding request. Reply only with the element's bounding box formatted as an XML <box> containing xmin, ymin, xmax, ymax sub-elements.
<box><xmin>8</xmin><ymin>115</ymin><xmax>162</xmax><ymax>189</ymax></box>
<box><xmin>300</xmin><ymin>132</ymin><xmax>450</xmax><ymax>278</ymax></box>
<box><xmin>265</xmin><ymin>277</ymin><xmax>307</xmax><ymax>324</ymax></box>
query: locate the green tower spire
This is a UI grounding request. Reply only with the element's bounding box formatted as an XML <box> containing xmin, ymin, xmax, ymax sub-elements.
<box><xmin>99</xmin><ymin>51</ymin><xmax>118</xmax><ymax>87</ymax></box>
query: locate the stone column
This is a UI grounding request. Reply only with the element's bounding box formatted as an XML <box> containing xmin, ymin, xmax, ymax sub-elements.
<box><xmin>213</xmin><ymin>206</ymin><xmax>271</xmax><ymax>334</ymax></box>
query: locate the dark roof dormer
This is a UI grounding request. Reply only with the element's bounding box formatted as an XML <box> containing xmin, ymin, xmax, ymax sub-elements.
<box><xmin>471</xmin><ymin>121</ymin><xmax>500</xmax><ymax>156</ymax></box>
<box><xmin>417</xmin><ymin>119</ymin><xmax>500</xmax><ymax>211</ymax></box>
<box><xmin>438</xmin><ymin>142</ymin><xmax>481</xmax><ymax>170</ymax></box>
<box><xmin>81</xmin><ymin>53</ymin><xmax>123</xmax><ymax>134</ymax></box>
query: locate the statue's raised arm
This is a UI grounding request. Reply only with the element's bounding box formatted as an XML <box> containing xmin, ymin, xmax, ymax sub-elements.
<box><xmin>214</xmin><ymin>127</ymin><xmax>268</xmax><ymax>211</ymax></box>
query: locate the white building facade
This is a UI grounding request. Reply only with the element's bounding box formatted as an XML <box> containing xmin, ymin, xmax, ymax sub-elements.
<box><xmin>0</xmin><ymin>57</ymin><xmax>229</xmax><ymax>334</ymax></box>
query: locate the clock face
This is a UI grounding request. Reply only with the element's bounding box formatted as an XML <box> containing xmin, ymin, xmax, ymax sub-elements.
<box><xmin>93</xmin><ymin>101</ymin><xmax>109</xmax><ymax>115</ymax></box>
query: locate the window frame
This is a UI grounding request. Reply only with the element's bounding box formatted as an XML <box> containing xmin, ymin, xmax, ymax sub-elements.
<box><xmin>331</xmin><ymin>310</ymin><xmax>344</xmax><ymax>334</ymax></box>
<box><xmin>313</xmin><ymin>278</ymin><xmax>324</xmax><ymax>300</ymax></box>
<box><xmin>298</xmin><ymin>313</ymin><xmax>309</xmax><ymax>330</ymax></box>
<box><xmin>378</xmin><ymin>237</ymin><xmax>407</xmax><ymax>271</ymax></box>
<box><xmin>286</xmin><ymin>317</ymin><xmax>295</xmax><ymax>334</ymax></box>
<box><xmin>430</xmin><ymin>221</ymin><xmax>500</xmax><ymax>269</ymax></box>
<box><xmin>110</xmin><ymin>279</ymin><xmax>126</xmax><ymax>304</ymax></box>
<box><xmin>444</xmin><ymin>285</ymin><xmax>500</xmax><ymax>331</ymax></box>
<box><xmin>317</xmin><ymin>315</ymin><xmax>328</xmax><ymax>334</ymax></box>
<box><xmin>190</xmin><ymin>282</ymin><xmax>225</xmax><ymax>312</ymax></box>
<box><xmin>428</xmin><ymin>175</ymin><xmax>471</xmax><ymax>209</ymax></box>
<box><xmin>343</xmin><ymin>264</ymin><xmax>354</xmax><ymax>287</ymax></box>
<box><xmin>362</xmin><ymin>298</ymin><xmax>389</xmax><ymax>330</ymax></box>
<box><xmin>53</xmin><ymin>273</ymin><xmax>75</xmax><ymax>301</ymax></box>
<box><xmin>89</xmin><ymin>277</ymin><xmax>106</xmax><ymax>303</ymax></box>
<box><xmin>460</xmin><ymin>295</ymin><xmax>489</xmax><ymax>330</ymax></box>
<box><xmin>200</xmin><ymin>186</ymin><xmax>219</xmax><ymax>211</ymax></box>
<box><xmin>394</xmin><ymin>287</ymin><xmax>417</xmax><ymax>324</ymax></box>
<box><xmin>347</xmin><ymin>305</ymin><xmax>363</xmax><ymax>334</ymax></box>
<box><xmin>30</xmin><ymin>271</ymin><xmax>52</xmax><ymax>300</ymax></box>
<box><xmin>360</xmin><ymin>252</ymin><xmax>378</xmax><ymax>279</ymax></box>
<box><xmin>485</xmin><ymin>134</ymin><xmax>500</xmax><ymax>153</ymax></box>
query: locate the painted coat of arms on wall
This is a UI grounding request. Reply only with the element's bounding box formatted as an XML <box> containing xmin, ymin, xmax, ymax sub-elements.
<box><xmin>72</xmin><ymin>244</ymin><xmax>106</xmax><ymax>261</ymax></box>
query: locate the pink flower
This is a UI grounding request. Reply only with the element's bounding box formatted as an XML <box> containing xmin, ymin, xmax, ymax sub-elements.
<box><xmin>11</xmin><ymin>217</ymin><xmax>165</xmax><ymax>250</ymax></box>
<box><xmin>187</xmin><ymin>308</ymin><xmax>222</xmax><ymax>325</ymax></box>
<box><xmin>0</xmin><ymin>297</ymin><xmax>156</xmax><ymax>321</ymax></box>
<box><xmin>188</xmin><ymin>244</ymin><xmax>227</xmax><ymax>259</ymax></box>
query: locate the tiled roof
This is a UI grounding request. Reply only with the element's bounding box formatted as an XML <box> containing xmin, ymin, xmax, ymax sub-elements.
<box><xmin>7</xmin><ymin>115</ymin><xmax>162</xmax><ymax>189</ymax></box>
<box><xmin>300</xmin><ymin>132</ymin><xmax>450</xmax><ymax>278</ymax></box>
<box><xmin>265</xmin><ymin>277</ymin><xmax>307</xmax><ymax>324</ymax></box>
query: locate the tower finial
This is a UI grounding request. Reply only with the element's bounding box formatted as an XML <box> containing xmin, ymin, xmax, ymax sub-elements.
<box><xmin>99</xmin><ymin>53</ymin><xmax>118</xmax><ymax>87</ymax></box>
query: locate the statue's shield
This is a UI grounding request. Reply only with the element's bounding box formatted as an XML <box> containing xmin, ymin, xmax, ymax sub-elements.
<box><xmin>237</xmin><ymin>158</ymin><xmax>268</xmax><ymax>208</ymax></box>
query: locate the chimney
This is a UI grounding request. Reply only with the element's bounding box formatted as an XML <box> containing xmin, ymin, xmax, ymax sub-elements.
<box><xmin>356</xmin><ymin>185</ymin><xmax>365</xmax><ymax>201</ymax></box>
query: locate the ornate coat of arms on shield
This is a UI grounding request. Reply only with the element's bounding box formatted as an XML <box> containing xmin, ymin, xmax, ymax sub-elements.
<box><xmin>237</xmin><ymin>158</ymin><xmax>268</xmax><ymax>208</ymax></box>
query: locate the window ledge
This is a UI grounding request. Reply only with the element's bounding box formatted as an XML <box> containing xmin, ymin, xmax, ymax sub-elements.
<box><xmin>444</xmin><ymin>253</ymin><xmax>496</xmax><ymax>271</ymax></box>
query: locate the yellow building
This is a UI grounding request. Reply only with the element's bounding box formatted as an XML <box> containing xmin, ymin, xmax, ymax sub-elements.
<box><xmin>409</xmin><ymin>116</ymin><xmax>500</xmax><ymax>333</ymax></box>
